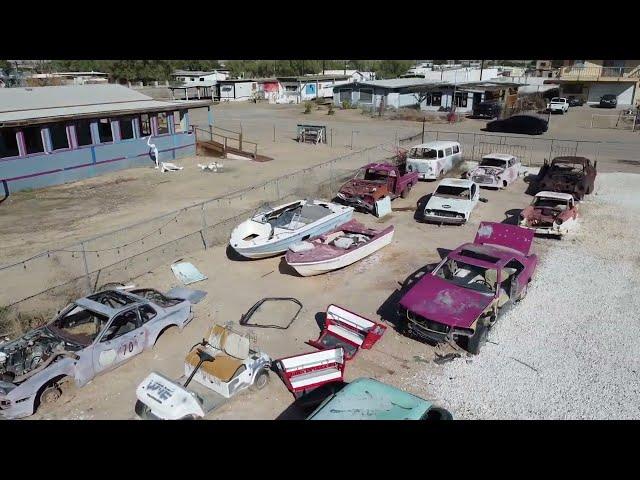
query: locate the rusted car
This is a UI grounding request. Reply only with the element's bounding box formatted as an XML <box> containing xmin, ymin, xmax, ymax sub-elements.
<box><xmin>337</xmin><ymin>162</ymin><xmax>419</xmax><ymax>213</ymax></box>
<box><xmin>519</xmin><ymin>191</ymin><xmax>578</xmax><ymax>237</ymax></box>
<box><xmin>0</xmin><ymin>288</ymin><xmax>204</xmax><ymax>419</ymax></box>
<box><xmin>535</xmin><ymin>156</ymin><xmax>597</xmax><ymax>200</ymax></box>
<box><xmin>397</xmin><ymin>222</ymin><xmax>537</xmax><ymax>354</ymax></box>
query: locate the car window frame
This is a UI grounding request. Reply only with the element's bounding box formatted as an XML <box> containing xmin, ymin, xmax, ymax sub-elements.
<box><xmin>138</xmin><ymin>304</ymin><xmax>158</xmax><ymax>325</ymax></box>
<box><xmin>98</xmin><ymin>308</ymin><xmax>142</xmax><ymax>343</ymax></box>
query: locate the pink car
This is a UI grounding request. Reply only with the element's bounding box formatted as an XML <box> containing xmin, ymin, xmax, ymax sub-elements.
<box><xmin>397</xmin><ymin>222</ymin><xmax>537</xmax><ymax>354</ymax></box>
<box><xmin>467</xmin><ymin>154</ymin><xmax>521</xmax><ymax>189</ymax></box>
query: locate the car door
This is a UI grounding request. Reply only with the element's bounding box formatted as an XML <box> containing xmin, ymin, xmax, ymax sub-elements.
<box><xmin>92</xmin><ymin>308</ymin><xmax>147</xmax><ymax>375</ymax></box>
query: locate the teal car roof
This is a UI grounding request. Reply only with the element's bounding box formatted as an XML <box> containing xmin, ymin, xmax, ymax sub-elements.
<box><xmin>307</xmin><ymin>378</ymin><xmax>433</xmax><ymax>420</ymax></box>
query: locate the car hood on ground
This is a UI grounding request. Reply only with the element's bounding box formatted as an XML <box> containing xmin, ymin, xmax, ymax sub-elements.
<box><xmin>400</xmin><ymin>275</ymin><xmax>493</xmax><ymax>329</ymax></box>
<box><xmin>426</xmin><ymin>195</ymin><xmax>472</xmax><ymax>213</ymax></box>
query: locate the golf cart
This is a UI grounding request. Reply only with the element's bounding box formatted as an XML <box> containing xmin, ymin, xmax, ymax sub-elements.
<box><xmin>134</xmin><ymin>324</ymin><xmax>272</xmax><ymax>420</ymax></box>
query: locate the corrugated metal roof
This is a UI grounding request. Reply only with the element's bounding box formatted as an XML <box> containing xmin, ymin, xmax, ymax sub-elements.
<box><xmin>0</xmin><ymin>84</ymin><xmax>211</xmax><ymax>125</ymax></box>
<box><xmin>335</xmin><ymin>78</ymin><xmax>442</xmax><ymax>89</ymax></box>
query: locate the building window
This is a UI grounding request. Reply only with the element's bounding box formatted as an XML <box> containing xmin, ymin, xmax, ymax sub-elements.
<box><xmin>0</xmin><ymin>127</ymin><xmax>20</xmax><ymax>158</ymax></box>
<box><xmin>427</xmin><ymin>92</ymin><xmax>442</xmax><ymax>106</ymax></box>
<box><xmin>199</xmin><ymin>77</ymin><xmax>205</xmax><ymax>82</ymax></box>
<box><xmin>75</xmin><ymin>120</ymin><xmax>93</xmax><ymax>146</ymax></box>
<box><xmin>120</xmin><ymin>118</ymin><xmax>134</xmax><ymax>140</ymax></box>
<box><xmin>454</xmin><ymin>91</ymin><xmax>468</xmax><ymax>108</ymax></box>
<box><xmin>339</xmin><ymin>90</ymin><xmax>351</xmax><ymax>102</ymax></box>
<box><xmin>97</xmin><ymin>118</ymin><xmax>113</xmax><ymax>143</ymax></box>
<box><xmin>49</xmin><ymin>124</ymin><xmax>69</xmax><ymax>150</ymax></box>
<box><xmin>359</xmin><ymin>89</ymin><xmax>373</xmax><ymax>103</ymax></box>
<box><xmin>139</xmin><ymin>114</ymin><xmax>151</xmax><ymax>136</ymax></box>
<box><xmin>23</xmin><ymin>126</ymin><xmax>44</xmax><ymax>154</ymax></box>
<box><xmin>157</xmin><ymin>112</ymin><xmax>169</xmax><ymax>135</ymax></box>
<box><xmin>173</xmin><ymin>111</ymin><xmax>184</xmax><ymax>133</ymax></box>
<box><xmin>285</xmin><ymin>85</ymin><xmax>298</xmax><ymax>92</ymax></box>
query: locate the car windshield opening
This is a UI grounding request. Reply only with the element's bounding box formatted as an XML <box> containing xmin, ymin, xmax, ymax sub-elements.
<box><xmin>552</xmin><ymin>162</ymin><xmax>584</xmax><ymax>173</ymax></box>
<box><xmin>434</xmin><ymin>185</ymin><xmax>470</xmax><ymax>199</ymax></box>
<box><xmin>409</xmin><ymin>148</ymin><xmax>438</xmax><ymax>159</ymax></box>
<box><xmin>87</xmin><ymin>291</ymin><xmax>135</xmax><ymax>308</ymax></box>
<box><xmin>534</xmin><ymin>198</ymin><xmax>568</xmax><ymax>210</ymax></box>
<box><xmin>434</xmin><ymin>259</ymin><xmax>496</xmax><ymax>294</ymax></box>
<box><xmin>480</xmin><ymin>158</ymin><xmax>506</xmax><ymax>167</ymax></box>
<box><xmin>360</xmin><ymin>169</ymin><xmax>389</xmax><ymax>182</ymax></box>
<box><xmin>49</xmin><ymin>304</ymin><xmax>109</xmax><ymax>346</ymax></box>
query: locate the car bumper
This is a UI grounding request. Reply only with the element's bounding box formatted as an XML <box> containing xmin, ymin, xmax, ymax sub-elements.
<box><xmin>0</xmin><ymin>394</ymin><xmax>35</xmax><ymax>420</ymax></box>
<box><xmin>336</xmin><ymin>193</ymin><xmax>375</xmax><ymax>211</ymax></box>
<box><xmin>417</xmin><ymin>172</ymin><xmax>437</xmax><ymax>180</ymax></box>
<box><xmin>423</xmin><ymin>214</ymin><xmax>466</xmax><ymax>225</ymax></box>
<box><xmin>471</xmin><ymin>176</ymin><xmax>500</xmax><ymax>188</ymax></box>
<box><xmin>520</xmin><ymin>223</ymin><xmax>564</xmax><ymax>236</ymax></box>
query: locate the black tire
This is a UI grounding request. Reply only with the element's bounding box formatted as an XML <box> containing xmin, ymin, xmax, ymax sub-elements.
<box><xmin>135</xmin><ymin>400</ymin><xmax>151</xmax><ymax>418</ymax></box>
<box><xmin>424</xmin><ymin>407</ymin><xmax>454</xmax><ymax>421</ymax></box>
<box><xmin>252</xmin><ymin>370</ymin><xmax>270</xmax><ymax>391</ymax></box>
<box><xmin>467</xmin><ymin>321</ymin><xmax>489</xmax><ymax>355</ymax></box>
<box><xmin>39</xmin><ymin>385</ymin><xmax>62</xmax><ymax>406</ymax></box>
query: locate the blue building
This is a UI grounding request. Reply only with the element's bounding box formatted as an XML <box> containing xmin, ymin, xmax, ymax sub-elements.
<box><xmin>0</xmin><ymin>84</ymin><xmax>211</xmax><ymax>194</ymax></box>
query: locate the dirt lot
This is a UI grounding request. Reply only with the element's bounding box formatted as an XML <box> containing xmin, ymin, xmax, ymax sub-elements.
<box><xmin>2</xmin><ymin>101</ymin><xmax>640</xmax><ymax>420</ymax></box>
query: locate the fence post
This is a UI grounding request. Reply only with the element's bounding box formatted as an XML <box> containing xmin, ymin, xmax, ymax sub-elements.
<box><xmin>275</xmin><ymin>177</ymin><xmax>280</xmax><ymax>200</ymax></box>
<box><xmin>80</xmin><ymin>242</ymin><xmax>92</xmax><ymax>294</ymax></box>
<box><xmin>330</xmin><ymin>128</ymin><xmax>333</xmax><ymax>148</ymax></box>
<box><xmin>547</xmin><ymin>139</ymin><xmax>554</xmax><ymax>161</ymax></box>
<box><xmin>273</xmin><ymin>124</ymin><xmax>276</xmax><ymax>142</ymax></box>
<box><xmin>436</xmin><ymin>131</ymin><xmax>439</xmax><ymax>140</ymax></box>
<box><xmin>200</xmin><ymin>204</ymin><xmax>208</xmax><ymax>250</ymax></box>
<box><xmin>329</xmin><ymin>160</ymin><xmax>334</xmax><ymax>197</ymax></box>
<box><xmin>421</xmin><ymin>119</ymin><xmax>425</xmax><ymax>143</ymax></box>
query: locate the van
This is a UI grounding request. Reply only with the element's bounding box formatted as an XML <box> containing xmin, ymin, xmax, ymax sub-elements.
<box><xmin>405</xmin><ymin>141</ymin><xmax>462</xmax><ymax>180</ymax></box>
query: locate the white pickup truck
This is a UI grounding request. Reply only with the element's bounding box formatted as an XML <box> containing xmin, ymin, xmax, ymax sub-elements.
<box><xmin>547</xmin><ymin>97</ymin><xmax>569</xmax><ymax>114</ymax></box>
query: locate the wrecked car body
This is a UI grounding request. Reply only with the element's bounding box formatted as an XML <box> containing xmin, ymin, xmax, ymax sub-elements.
<box><xmin>397</xmin><ymin>222</ymin><xmax>537</xmax><ymax>354</ymax></box>
<box><xmin>536</xmin><ymin>156</ymin><xmax>597</xmax><ymax>200</ymax></box>
<box><xmin>306</xmin><ymin>377</ymin><xmax>452</xmax><ymax>420</ymax></box>
<box><xmin>135</xmin><ymin>324</ymin><xmax>271</xmax><ymax>420</ymax></box>
<box><xmin>337</xmin><ymin>163</ymin><xmax>418</xmax><ymax>213</ymax></box>
<box><xmin>466</xmin><ymin>153</ymin><xmax>521</xmax><ymax>189</ymax></box>
<box><xmin>422</xmin><ymin>178</ymin><xmax>481</xmax><ymax>225</ymax></box>
<box><xmin>519</xmin><ymin>191</ymin><xmax>578</xmax><ymax>237</ymax></box>
<box><xmin>274</xmin><ymin>347</ymin><xmax>346</xmax><ymax>398</ymax></box>
<box><xmin>0</xmin><ymin>288</ymin><xmax>204</xmax><ymax>419</ymax></box>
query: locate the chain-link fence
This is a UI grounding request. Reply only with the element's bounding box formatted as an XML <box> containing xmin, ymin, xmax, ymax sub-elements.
<box><xmin>0</xmin><ymin>131</ymin><xmax>422</xmax><ymax>336</ymax></box>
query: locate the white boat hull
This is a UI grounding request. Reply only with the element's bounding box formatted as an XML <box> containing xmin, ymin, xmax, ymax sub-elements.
<box><xmin>287</xmin><ymin>229</ymin><xmax>394</xmax><ymax>276</ymax></box>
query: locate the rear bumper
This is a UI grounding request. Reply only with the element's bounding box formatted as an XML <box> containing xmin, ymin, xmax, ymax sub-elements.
<box><xmin>520</xmin><ymin>223</ymin><xmax>564</xmax><ymax>236</ymax></box>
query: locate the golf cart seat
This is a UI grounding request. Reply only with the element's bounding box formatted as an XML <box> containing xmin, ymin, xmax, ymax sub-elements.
<box><xmin>185</xmin><ymin>324</ymin><xmax>250</xmax><ymax>383</ymax></box>
<box><xmin>185</xmin><ymin>349</ymin><xmax>245</xmax><ymax>382</ymax></box>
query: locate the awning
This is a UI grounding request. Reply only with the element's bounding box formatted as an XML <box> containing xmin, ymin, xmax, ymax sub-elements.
<box><xmin>518</xmin><ymin>85</ymin><xmax>560</xmax><ymax>94</ymax></box>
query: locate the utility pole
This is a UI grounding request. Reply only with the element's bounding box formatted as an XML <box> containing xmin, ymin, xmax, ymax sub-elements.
<box><xmin>322</xmin><ymin>60</ymin><xmax>325</xmax><ymax>75</ymax></box>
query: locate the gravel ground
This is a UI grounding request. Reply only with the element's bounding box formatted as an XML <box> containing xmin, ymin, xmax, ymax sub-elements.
<box><xmin>403</xmin><ymin>172</ymin><xmax>640</xmax><ymax>419</ymax></box>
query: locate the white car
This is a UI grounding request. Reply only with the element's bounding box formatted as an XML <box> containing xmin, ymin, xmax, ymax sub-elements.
<box><xmin>406</xmin><ymin>141</ymin><xmax>462</xmax><ymax>180</ymax></box>
<box><xmin>422</xmin><ymin>178</ymin><xmax>481</xmax><ymax>225</ymax></box>
<box><xmin>547</xmin><ymin>97</ymin><xmax>569</xmax><ymax>114</ymax></box>
<box><xmin>467</xmin><ymin>153</ymin><xmax>521</xmax><ymax>189</ymax></box>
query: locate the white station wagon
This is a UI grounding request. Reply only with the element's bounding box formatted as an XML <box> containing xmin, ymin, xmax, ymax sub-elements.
<box><xmin>406</xmin><ymin>141</ymin><xmax>462</xmax><ymax>180</ymax></box>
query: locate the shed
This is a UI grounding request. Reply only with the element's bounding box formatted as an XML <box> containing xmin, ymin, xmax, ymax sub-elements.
<box><xmin>217</xmin><ymin>79</ymin><xmax>258</xmax><ymax>101</ymax></box>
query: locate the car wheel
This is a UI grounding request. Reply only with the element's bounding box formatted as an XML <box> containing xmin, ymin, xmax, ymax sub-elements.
<box><xmin>251</xmin><ymin>370</ymin><xmax>270</xmax><ymax>391</ymax></box>
<box><xmin>467</xmin><ymin>320</ymin><xmax>489</xmax><ymax>355</ymax></box>
<box><xmin>135</xmin><ymin>400</ymin><xmax>152</xmax><ymax>418</ymax></box>
<box><xmin>502</xmin><ymin>180</ymin><xmax>508</xmax><ymax>188</ymax></box>
<box><xmin>40</xmin><ymin>385</ymin><xmax>63</xmax><ymax>406</ymax></box>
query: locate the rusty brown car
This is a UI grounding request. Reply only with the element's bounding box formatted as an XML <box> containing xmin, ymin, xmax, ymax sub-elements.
<box><xmin>535</xmin><ymin>156</ymin><xmax>597</xmax><ymax>200</ymax></box>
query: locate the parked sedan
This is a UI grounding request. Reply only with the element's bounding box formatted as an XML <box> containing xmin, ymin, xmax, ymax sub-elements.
<box><xmin>0</xmin><ymin>288</ymin><xmax>205</xmax><ymax>419</ymax></box>
<box><xmin>486</xmin><ymin>115</ymin><xmax>548</xmax><ymax>135</ymax></box>
<box><xmin>567</xmin><ymin>96</ymin><xmax>585</xmax><ymax>107</ymax></box>
<box><xmin>599</xmin><ymin>94</ymin><xmax>618</xmax><ymax>108</ymax></box>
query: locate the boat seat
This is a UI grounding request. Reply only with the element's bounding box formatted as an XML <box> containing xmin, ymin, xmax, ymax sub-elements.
<box><xmin>288</xmin><ymin>367</ymin><xmax>342</xmax><ymax>390</ymax></box>
<box><xmin>185</xmin><ymin>348</ymin><xmax>245</xmax><ymax>383</ymax></box>
<box><xmin>333</xmin><ymin>236</ymin><xmax>355</xmax><ymax>249</ymax></box>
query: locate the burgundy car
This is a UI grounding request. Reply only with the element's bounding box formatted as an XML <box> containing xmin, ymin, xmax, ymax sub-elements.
<box><xmin>397</xmin><ymin>222</ymin><xmax>537</xmax><ymax>354</ymax></box>
<box><xmin>536</xmin><ymin>156</ymin><xmax>597</xmax><ymax>200</ymax></box>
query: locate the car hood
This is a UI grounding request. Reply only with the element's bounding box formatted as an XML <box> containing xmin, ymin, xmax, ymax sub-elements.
<box><xmin>426</xmin><ymin>195</ymin><xmax>472</xmax><ymax>213</ymax></box>
<box><xmin>399</xmin><ymin>275</ymin><xmax>493</xmax><ymax>329</ymax></box>
<box><xmin>521</xmin><ymin>205</ymin><xmax>558</xmax><ymax>223</ymax></box>
<box><xmin>339</xmin><ymin>180</ymin><xmax>387</xmax><ymax>197</ymax></box>
<box><xmin>471</xmin><ymin>165</ymin><xmax>505</xmax><ymax>176</ymax></box>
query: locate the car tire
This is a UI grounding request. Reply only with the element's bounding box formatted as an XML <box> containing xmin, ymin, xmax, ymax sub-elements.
<box><xmin>40</xmin><ymin>385</ymin><xmax>63</xmax><ymax>406</ymax></box>
<box><xmin>251</xmin><ymin>370</ymin><xmax>270</xmax><ymax>391</ymax></box>
<box><xmin>467</xmin><ymin>320</ymin><xmax>489</xmax><ymax>355</ymax></box>
<box><xmin>135</xmin><ymin>400</ymin><xmax>151</xmax><ymax>418</ymax></box>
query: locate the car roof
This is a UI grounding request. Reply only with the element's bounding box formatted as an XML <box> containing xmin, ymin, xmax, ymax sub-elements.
<box><xmin>438</xmin><ymin>177</ymin><xmax>474</xmax><ymax>188</ymax></box>
<box><xmin>411</xmin><ymin>141</ymin><xmax>460</xmax><ymax>150</ymax></box>
<box><xmin>74</xmin><ymin>298</ymin><xmax>120</xmax><ymax>317</ymax></box>
<box><xmin>535</xmin><ymin>191</ymin><xmax>574</xmax><ymax>200</ymax></box>
<box><xmin>482</xmin><ymin>153</ymin><xmax>514</xmax><ymax>161</ymax></box>
<box><xmin>308</xmin><ymin>378</ymin><xmax>433</xmax><ymax>420</ymax></box>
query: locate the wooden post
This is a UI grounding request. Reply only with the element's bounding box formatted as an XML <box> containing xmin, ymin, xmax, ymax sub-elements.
<box><xmin>421</xmin><ymin>119</ymin><xmax>425</xmax><ymax>143</ymax></box>
<box><xmin>273</xmin><ymin>124</ymin><xmax>276</xmax><ymax>142</ymax></box>
<box><xmin>330</xmin><ymin>128</ymin><xmax>333</xmax><ymax>148</ymax></box>
<box><xmin>201</xmin><ymin>205</ymin><xmax>208</xmax><ymax>250</ymax></box>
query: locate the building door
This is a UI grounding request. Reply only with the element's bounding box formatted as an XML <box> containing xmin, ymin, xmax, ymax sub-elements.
<box><xmin>473</xmin><ymin>92</ymin><xmax>482</xmax><ymax>107</ymax></box>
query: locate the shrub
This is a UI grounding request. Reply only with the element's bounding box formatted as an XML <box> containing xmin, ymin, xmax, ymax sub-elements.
<box><xmin>303</xmin><ymin>101</ymin><xmax>313</xmax><ymax>114</ymax></box>
<box><xmin>341</xmin><ymin>100</ymin><xmax>352</xmax><ymax>110</ymax></box>
<box><xmin>328</xmin><ymin>104</ymin><xmax>335</xmax><ymax>115</ymax></box>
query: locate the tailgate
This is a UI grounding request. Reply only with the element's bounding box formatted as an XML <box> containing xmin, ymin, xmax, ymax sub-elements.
<box><xmin>474</xmin><ymin>222</ymin><xmax>534</xmax><ymax>256</ymax></box>
<box><xmin>275</xmin><ymin>348</ymin><xmax>345</xmax><ymax>396</ymax></box>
